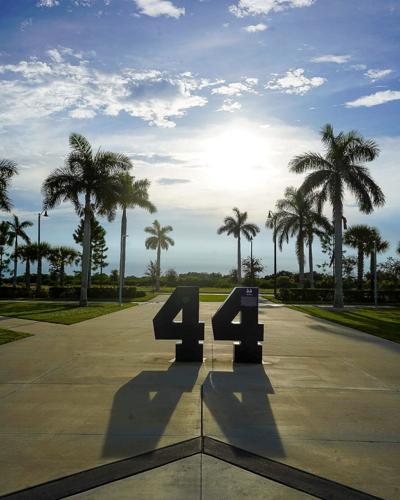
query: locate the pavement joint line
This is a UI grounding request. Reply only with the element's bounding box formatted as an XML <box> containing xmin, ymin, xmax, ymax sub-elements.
<box><xmin>0</xmin><ymin>436</ymin><xmax>383</xmax><ymax>500</ymax></box>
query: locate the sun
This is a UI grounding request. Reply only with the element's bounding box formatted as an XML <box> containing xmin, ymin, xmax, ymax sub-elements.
<box><xmin>201</xmin><ymin>123</ymin><xmax>268</xmax><ymax>189</ymax></box>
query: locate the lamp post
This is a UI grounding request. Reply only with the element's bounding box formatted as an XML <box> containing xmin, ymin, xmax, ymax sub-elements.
<box><xmin>250</xmin><ymin>236</ymin><xmax>253</xmax><ymax>282</ymax></box>
<box><xmin>118</xmin><ymin>233</ymin><xmax>128</xmax><ymax>306</ymax></box>
<box><xmin>36</xmin><ymin>209</ymin><xmax>48</xmax><ymax>292</ymax></box>
<box><xmin>267</xmin><ymin>211</ymin><xmax>277</xmax><ymax>297</ymax></box>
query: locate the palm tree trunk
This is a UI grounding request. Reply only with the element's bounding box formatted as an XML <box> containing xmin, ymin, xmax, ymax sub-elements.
<box><xmin>156</xmin><ymin>243</ymin><xmax>161</xmax><ymax>292</ymax></box>
<box><xmin>333</xmin><ymin>204</ymin><xmax>344</xmax><ymax>308</ymax></box>
<box><xmin>357</xmin><ymin>245</ymin><xmax>364</xmax><ymax>290</ymax></box>
<box><xmin>308</xmin><ymin>237</ymin><xmax>314</xmax><ymax>288</ymax></box>
<box><xmin>118</xmin><ymin>207</ymin><xmax>127</xmax><ymax>303</ymax></box>
<box><xmin>25</xmin><ymin>258</ymin><xmax>30</xmax><ymax>289</ymax></box>
<box><xmin>13</xmin><ymin>236</ymin><xmax>18</xmax><ymax>288</ymax></box>
<box><xmin>237</xmin><ymin>235</ymin><xmax>242</xmax><ymax>284</ymax></box>
<box><xmin>36</xmin><ymin>252</ymin><xmax>42</xmax><ymax>292</ymax></box>
<box><xmin>80</xmin><ymin>192</ymin><xmax>91</xmax><ymax>306</ymax></box>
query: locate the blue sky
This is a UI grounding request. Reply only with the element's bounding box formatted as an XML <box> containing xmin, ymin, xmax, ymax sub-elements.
<box><xmin>0</xmin><ymin>0</ymin><xmax>399</xmax><ymax>276</ymax></box>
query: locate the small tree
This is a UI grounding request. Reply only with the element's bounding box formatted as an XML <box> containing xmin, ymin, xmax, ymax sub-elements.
<box><xmin>164</xmin><ymin>268</ymin><xmax>178</xmax><ymax>287</ymax></box>
<box><xmin>145</xmin><ymin>261</ymin><xmax>158</xmax><ymax>292</ymax></box>
<box><xmin>242</xmin><ymin>256</ymin><xmax>264</xmax><ymax>284</ymax></box>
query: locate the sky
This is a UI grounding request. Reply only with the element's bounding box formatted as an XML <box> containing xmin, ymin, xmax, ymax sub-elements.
<box><xmin>0</xmin><ymin>0</ymin><xmax>399</xmax><ymax>277</ymax></box>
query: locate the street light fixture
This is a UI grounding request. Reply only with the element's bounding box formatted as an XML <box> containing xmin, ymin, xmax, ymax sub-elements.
<box><xmin>36</xmin><ymin>209</ymin><xmax>48</xmax><ymax>291</ymax></box>
<box><xmin>267</xmin><ymin>210</ymin><xmax>277</xmax><ymax>297</ymax></box>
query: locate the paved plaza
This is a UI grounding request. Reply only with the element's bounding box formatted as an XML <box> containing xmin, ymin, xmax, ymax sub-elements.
<box><xmin>0</xmin><ymin>298</ymin><xmax>399</xmax><ymax>498</ymax></box>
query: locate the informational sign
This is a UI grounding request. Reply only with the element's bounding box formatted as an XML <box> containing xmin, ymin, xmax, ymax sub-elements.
<box><xmin>212</xmin><ymin>287</ymin><xmax>264</xmax><ymax>363</ymax></box>
<box><xmin>153</xmin><ymin>287</ymin><xmax>204</xmax><ymax>362</ymax></box>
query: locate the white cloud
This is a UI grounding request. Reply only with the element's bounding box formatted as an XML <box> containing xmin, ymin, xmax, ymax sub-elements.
<box><xmin>345</xmin><ymin>90</ymin><xmax>400</xmax><ymax>108</ymax></box>
<box><xmin>311</xmin><ymin>54</ymin><xmax>351</xmax><ymax>64</ymax></box>
<box><xmin>133</xmin><ymin>0</ymin><xmax>185</xmax><ymax>18</ymax></box>
<box><xmin>37</xmin><ymin>0</ymin><xmax>60</xmax><ymax>6</ymax></box>
<box><xmin>0</xmin><ymin>51</ymin><xmax>208</xmax><ymax>128</ymax></box>
<box><xmin>229</xmin><ymin>0</ymin><xmax>315</xmax><ymax>18</ymax></box>
<box><xmin>243</xmin><ymin>23</ymin><xmax>268</xmax><ymax>32</ymax></box>
<box><xmin>266</xmin><ymin>68</ymin><xmax>325</xmax><ymax>95</ymax></box>
<box><xmin>365</xmin><ymin>69</ymin><xmax>393</xmax><ymax>82</ymax></box>
<box><xmin>211</xmin><ymin>78</ymin><xmax>258</xmax><ymax>96</ymax></box>
<box><xmin>217</xmin><ymin>99</ymin><xmax>242</xmax><ymax>112</ymax></box>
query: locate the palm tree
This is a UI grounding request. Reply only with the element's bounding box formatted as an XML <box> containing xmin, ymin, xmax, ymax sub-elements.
<box><xmin>290</xmin><ymin>124</ymin><xmax>384</xmax><ymax>307</ymax></box>
<box><xmin>0</xmin><ymin>221</ymin><xmax>12</xmax><ymax>283</ymax></box>
<box><xmin>145</xmin><ymin>220</ymin><xmax>174</xmax><ymax>291</ymax></box>
<box><xmin>111</xmin><ymin>174</ymin><xmax>156</xmax><ymax>302</ymax></box>
<box><xmin>0</xmin><ymin>159</ymin><xmax>18</xmax><ymax>212</ymax></box>
<box><xmin>16</xmin><ymin>244</ymin><xmax>38</xmax><ymax>289</ymax></box>
<box><xmin>344</xmin><ymin>225</ymin><xmax>373</xmax><ymax>290</ymax></box>
<box><xmin>42</xmin><ymin>133</ymin><xmax>132</xmax><ymax>306</ymax></box>
<box><xmin>365</xmin><ymin>228</ymin><xmax>389</xmax><ymax>293</ymax></box>
<box><xmin>305</xmin><ymin>215</ymin><xmax>332</xmax><ymax>289</ymax></box>
<box><xmin>217</xmin><ymin>207</ymin><xmax>259</xmax><ymax>284</ymax></box>
<box><xmin>7</xmin><ymin>215</ymin><xmax>33</xmax><ymax>287</ymax></box>
<box><xmin>48</xmin><ymin>246</ymin><xmax>80</xmax><ymax>286</ymax></box>
<box><xmin>272</xmin><ymin>187</ymin><xmax>329</xmax><ymax>288</ymax></box>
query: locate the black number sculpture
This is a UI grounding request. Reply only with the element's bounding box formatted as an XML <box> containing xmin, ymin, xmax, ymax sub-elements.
<box><xmin>153</xmin><ymin>286</ymin><xmax>204</xmax><ymax>362</ymax></box>
<box><xmin>212</xmin><ymin>287</ymin><xmax>264</xmax><ymax>363</ymax></box>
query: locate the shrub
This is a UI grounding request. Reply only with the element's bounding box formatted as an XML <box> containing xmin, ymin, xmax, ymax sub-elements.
<box><xmin>276</xmin><ymin>276</ymin><xmax>295</xmax><ymax>288</ymax></box>
<box><xmin>277</xmin><ymin>288</ymin><xmax>400</xmax><ymax>304</ymax></box>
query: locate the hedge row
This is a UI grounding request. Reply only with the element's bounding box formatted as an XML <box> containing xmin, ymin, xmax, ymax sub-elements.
<box><xmin>277</xmin><ymin>288</ymin><xmax>400</xmax><ymax>304</ymax></box>
<box><xmin>0</xmin><ymin>286</ymin><xmax>145</xmax><ymax>301</ymax></box>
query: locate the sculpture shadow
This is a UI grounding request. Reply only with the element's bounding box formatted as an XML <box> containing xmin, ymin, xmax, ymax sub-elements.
<box><xmin>203</xmin><ymin>364</ymin><xmax>285</xmax><ymax>459</ymax></box>
<box><xmin>102</xmin><ymin>362</ymin><xmax>201</xmax><ymax>458</ymax></box>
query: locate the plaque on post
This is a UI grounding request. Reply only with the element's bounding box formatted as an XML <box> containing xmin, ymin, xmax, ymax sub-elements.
<box><xmin>153</xmin><ymin>286</ymin><xmax>204</xmax><ymax>362</ymax></box>
<box><xmin>211</xmin><ymin>287</ymin><xmax>263</xmax><ymax>363</ymax></box>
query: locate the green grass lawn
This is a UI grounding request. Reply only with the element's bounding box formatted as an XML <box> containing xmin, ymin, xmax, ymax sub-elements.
<box><xmin>0</xmin><ymin>302</ymin><xmax>135</xmax><ymax>325</ymax></box>
<box><xmin>132</xmin><ymin>293</ymin><xmax>156</xmax><ymax>302</ymax></box>
<box><xmin>0</xmin><ymin>328</ymin><xmax>32</xmax><ymax>346</ymax></box>
<box><xmin>199</xmin><ymin>294</ymin><xmax>228</xmax><ymax>302</ymax></box>
<box><xmin>290</xmin><ymin>305</ymin><xmax>400</xmax><ymax>344</ymax></box>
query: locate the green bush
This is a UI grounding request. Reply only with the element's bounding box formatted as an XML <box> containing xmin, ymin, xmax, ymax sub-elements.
<box><xmin>276</xmin><ymin>276</ymin><xmax>295</xmax><ymax>288</ymax></box>
<box><xmin>277</xmin><ymin>288</ymin><xmax>400</xmax><ymax>304</ymax></box>
<box><xmin>0</xmin><ymin>286</ymin><xmax>50</xmax><ymax>299</ymax></box>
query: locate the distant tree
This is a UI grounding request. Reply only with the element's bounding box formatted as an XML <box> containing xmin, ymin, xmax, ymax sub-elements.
<box><xmin>7</xmin><ymin>215</ymin><xmax>33</xmax><ymax>287</ymax></box>
<box><xmin>110</xmin><ymin>269</ymin><xmax>119</xmax><ymax>287</ymax></box>
<box><xmin>164</xmin><ymin>268</ymin><xmax>178</xmax><ymax>287</ymax></box>
<box><xmin>92</xmin><ymin>239</ymin><xmax>108</xmax><ymax>285</ymax></box>
<box><xmin>242</xmin><ymin>256</ymin><xmax>264</xmax><ymax>283</ymax></box>
<box><xmin>344</xmin><ymin>225</ymin><xmax>373</xmax><ymax>289</ymax></box>
<box><xmin>290</xmin><ymin>124</ymin><xmax>384</xmax><ymax>307</ymax></box>
<box><xmin>145</xmin><ymin>220</ymin><xmax>174</xmax><ymax>292</ymax></box>
<box><xmin>48</xmin><ymin>246</ymin><xmax>80</xmax><ymax>286</ymax></box>
<box><xmin>145</xmin><ymin>260</ymin><xmax>158</xmax><ymax>291</ymax></box>
<box><xmin>272</xmin><ymin>187</ymin><xmax>329</xmax><ymax>288</ymax></box>
<box><xmin>0</xmin><ymin>159</ymin><xmax>18</xmax><ymax>212</ymax></box>
<box><xmin>42</xmin><ymin>133</ymin><xmax>132</xmax><ymax>306</ymax></box>
<box><xmin>15</xmin><ymin>244</ymin><xmax>40</xmax><ymax>289</ymax></box>
<box><xmin>365</xmin><ymin>228</ymin><xmax>389</xmax><ymax>293</ymax></box>
<box><xmin>217</xmin><ymin>207</ymin><xmax>259</xmax><ymax>284</ymax></box>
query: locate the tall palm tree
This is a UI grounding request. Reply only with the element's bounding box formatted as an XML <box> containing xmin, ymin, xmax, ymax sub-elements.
<box><xmin>273</xmin><ymin>187</ymin><xmax>329</xmax><ymax>288</ymax></box>
<box><xmin>42</xmin><ymin>133</ymin><xmax>132</xmax><ymax>306</ymax></box>
<box><xmin>48</xmin><ymin>246</ymin><xmax>80</xmax><ymax>286</ymax></box>
<box><xmin>217</xmin><ymin>207</ymin><xmax>259</xmax><ymax>284</ymax></box>
<box><xmin>0</xmin><ymin>159</ymin><xmax>18</xmax><ymax>212</ymax></box>
<box><xmin>111</xmin><ymin>174</ymin><xmax>156</xmax><ymax>302</ymax></box>
<box><xmin>344</xmin><ymin>225</ymin><xmax>373</xmax><ymax>290</ymax></box>
<box><xmin>144</xmin><ymin>220</ymin><xmax>174</xmax><ymax>292</ymax></box>
<box><xmin>305</xmin><ymin>215</ymin><xmax>332</xmax><ymax>288</ymax></box>
<box><xmin>290</xmin><ymin>124</ymin><xmax>384</xmax><ymax>307</ymax></box>
<box><xmin>16</xmin><ymin>244</ymin><xmax>38</xmax><ymax>289</ymax></box>
<box><xmin>0</xmin><ymin>221</ymin><xmax>12</xmax><ymax>283</ymax></box>
<box><xmin>7</xmin><ymin>215</ymin><xmax>33</xmax><ymax>287</ymax></box>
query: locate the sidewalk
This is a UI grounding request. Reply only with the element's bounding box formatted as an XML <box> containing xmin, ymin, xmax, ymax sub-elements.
<box><xmin>0</xmin><ymin>301</ymin><xmax>399</xmax><ymax>498</ymax></box>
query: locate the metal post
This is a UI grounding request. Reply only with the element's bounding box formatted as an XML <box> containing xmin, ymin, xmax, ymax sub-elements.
<box><xmin>273</xmin><ymin>218</ymin><xmax>277</xmax><ymax>297</ymax></box>
<box><xmin>374</xmin><ymin>241</ymin><xmax>378</xmax><ymax>307</ymax></box>
<box><xmin>250</xmin><ymin>237</ymin><xmax>253</xmax><ymax>281</ymax></box>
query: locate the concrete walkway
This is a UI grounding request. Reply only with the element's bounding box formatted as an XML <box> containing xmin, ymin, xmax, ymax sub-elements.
<box><xmin>0</xmin><ymin>300</ymin><xmax>399</xmax><ymax>498</ymax></box>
